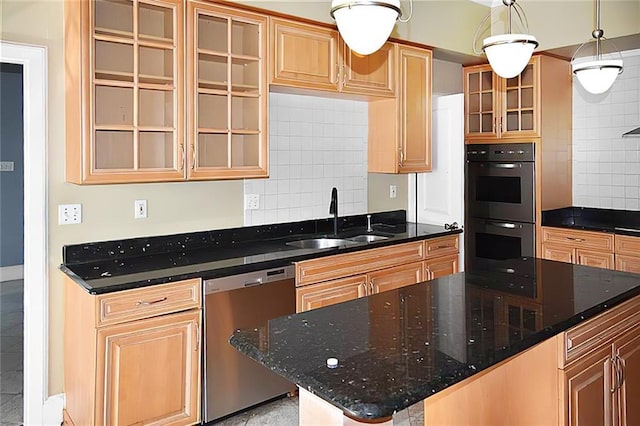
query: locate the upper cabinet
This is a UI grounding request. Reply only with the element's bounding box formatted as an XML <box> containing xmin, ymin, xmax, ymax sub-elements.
<box><xmin>66</xmin><ymin>0</ymin><xmax>185</xmax><ymax>184</ymax></box>
<box><xmin>269</xmin><ymin>17</ymin><xmax>396</xmax><ymax>98</ymax></box>
<box><xmin>464</xmin><ymin>55</ymin><xmax>571</xmax><ymax>142</ymax></box>
<box><xmin>369</xmin><ymin>45</ymin><xmax>432</xmax><ymax>173</ymax></box>
<box><xmin>65</xmin><ymin>0</ymin><xmax>268</xmax><ymax>184</ymax></box>
<box><xmin>186</xmin><ymin>2</ymin><xmax>268</xmax><ymax>180</ymax></box>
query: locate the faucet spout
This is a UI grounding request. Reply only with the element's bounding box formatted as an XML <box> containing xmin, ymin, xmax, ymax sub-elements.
<box><xmin>329</xmin><ymin>187</ymin><xmax>338</xmax><ymax>236</ymax></box>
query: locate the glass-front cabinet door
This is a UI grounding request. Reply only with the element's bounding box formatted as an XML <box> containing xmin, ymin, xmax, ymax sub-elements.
<box><xmin>187</xmin><ymin>2</ymin><xmax>268</xmax><ymax>180</ymax></box>
<box><xmin>499</xmin><ymin>58</ymin><xmax>538</xmax><ymax>138</ymax></box>
<box><xmin>464</xmin><ymin>64</ymin><xmax>498</xmax><ymax>139</ymax></box>
<box><xmin>67</xmin><ymin>0</ymin><xmax>185</xmax><ymax>183</ymax></box>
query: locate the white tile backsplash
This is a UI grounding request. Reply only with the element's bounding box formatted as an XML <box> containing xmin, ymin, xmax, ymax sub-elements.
<box><xmin>573</xmin><ymin>49</ymin><xmax>640</xmax><ymax>210</ymax></box>
<box><xmin>244</xmin><ymin>92</ymin><xmax>368</xmax><ymax>226</ymax></box>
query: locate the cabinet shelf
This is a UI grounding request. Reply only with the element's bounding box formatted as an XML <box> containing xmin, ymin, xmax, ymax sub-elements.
<box><xmin>94</xmin><ymin>28</ymin><xmax>134</xmax><ymax>42</ymax></box>
<box><xmin>94</xmin><ymin>72</ymin><xmax>135</xmax><ymax>85</ymax></box>
<box><xmin>94</xmin><ymin>124</ymin><xmax>135</xmax><ymax>131</ymax></box>
<box><xmin>139</xmin><ymin>74</ymin><xmax>174</xmax><ymax>85</ymax></box>
<box><xmin>197</xmin><ymin>47</ymin><xmax>227</xmax><ymax>58</ymax></box>
<box><xmin>198</xmin><ymin>80</ymin><xmax>228</xmax><ymax>92</ymax></box>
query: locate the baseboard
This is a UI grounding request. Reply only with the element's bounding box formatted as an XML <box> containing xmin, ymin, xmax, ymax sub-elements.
<box><xmin>43</xmin><ymin>393</ymin><xmax>64</xmax><ymax>426</ymax></box>
<box><xmin>0</xmin><ymin>264</ymin><xmax>23</xmax><ymax>282</ymax></box>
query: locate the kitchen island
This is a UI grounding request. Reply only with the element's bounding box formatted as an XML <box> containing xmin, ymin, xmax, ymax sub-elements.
<box><xmin>230</xmin><ymin>258</ymin><xmax>640</xmax><ymax>425</ymax></box>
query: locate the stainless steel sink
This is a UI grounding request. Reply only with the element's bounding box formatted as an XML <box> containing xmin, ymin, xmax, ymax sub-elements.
<box><xmin>347</xmin><ymin>234</ymin><xmax>390</xmax><ymax>243</ymax></box>
<box><xmin>286</xmin><ymin>238</ymin><xmax>357</xmax><ymax>249</ymax></box>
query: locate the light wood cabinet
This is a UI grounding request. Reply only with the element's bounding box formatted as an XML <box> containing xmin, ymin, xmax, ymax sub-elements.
<box><xmin>369</xmin><ymin>45</ymin><xmax>432</xmax><ymax>173</ymax></box>
<box><xmin>65</xmin><ymin>0</ymin><xmax>268</xmax><ymax>184</ymax></box>
<box><xmin>464</xmin><ymin>55</ymin><xmax>572</xmax><ymax>142</ymax></box>
<box><xmin>269</xmin><ymin>17</ymin><xmax>395</xmax><ymax>97</ymax></box>
<box><xmin>615</xmin><ymin>234</ymin><xmax>640</xmax><ymax>273</ymax></box>
<box><xmin>65</xmin><ymin>0</ymin><xmax>185</xmax><ymax>183</ymax></box>
<box><xmin>64</xmin><ymin>277</ymin><xmax>201</xmax><ymax>426</ymax></box>
<box><xmin>615</xmin><ymin>325</ymin><xmax>640</xmax><ymax>425</ymax></box>
<box><xmin>295</xmin><ymin>236</ymin><xmax>459</xmax><ymax>312</ymax></box>
<box><xmin>186</xmin><ymin>2</ymin><xmax>268</xmax><ymax>179</ymax></box>
<box><xmin>541</xmin><ymin>227</ymin><xmax>615</xmax><ymax>269</ymax></box>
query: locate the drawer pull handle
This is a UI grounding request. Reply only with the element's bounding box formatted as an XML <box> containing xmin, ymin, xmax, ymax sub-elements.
<box><xmin>136</xmin><ymin>297</ymin><xmax>168</xmax><ymax>306</ymax></box>
<box><xmin>566</xmin><ymin>237</ymin><xmax>585</xmax><ymax>242</ymax></box>
<box><xmin>429</xmin><ymin>245</ymin><xmax>451</xmax><ymax>251</ymax></box>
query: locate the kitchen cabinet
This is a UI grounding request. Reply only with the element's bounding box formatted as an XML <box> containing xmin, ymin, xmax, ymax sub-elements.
<box><xmin>463</xmin><ymin>55</ymin><xmax>571</xmax><ymax>141</ymax></box>
<box><xmin>295</xmin><ymin>236</ymin><xmax>459</xmax><ymax>312</ymax></box>
<box><xmin>269</xmin><ymin>17</ymin><xmax>395</xmax><ymax>97</ymax></box>
<box><xmin>559</xmin><ymin>295</ymin><xmax>640</xmax><ymax>426</ymax></box>
<box><xmin>615</xmin><ymin>234</ymin><xmax>640</xmax><ymax>273</ymax></box>
<box><xmin>369</xmin><ymin>45</ymin><xmax>432</xmax><ymax>173</ymax></box>
<box><xmin>65</xmin><ymin>0</ymin><xmax>185</xmax><ymax>183</ymax></box>
<box><xmin>541</xmin><ymin>227</ymin><xmax>615</xmax><ymax>269</ymax></box>
<box><xmin>64</xmin><ymin>277</ymin><xmax>201</xmax><ymax>426</ymax></box>
<box><xmin>186</xmin><ymin>1</ymin><xmax>268</xmax><ymax>179</ymax></box>
<box><xmin>65</xmin><ymin>0</ymin><xmax>268</xmax><ymax>183</ymax></box>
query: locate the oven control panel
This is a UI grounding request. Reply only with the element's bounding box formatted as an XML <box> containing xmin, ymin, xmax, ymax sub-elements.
<box><xmin>466</xmin><ymin>143</ymin><xmax>535</xmax><ymax>162</ymax></box>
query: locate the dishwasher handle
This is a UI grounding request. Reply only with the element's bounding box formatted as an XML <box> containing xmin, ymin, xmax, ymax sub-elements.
<box><xmin>204</xmin><ymin>265</ymin><xmax>295</xmax><ymax>294</ymax></box>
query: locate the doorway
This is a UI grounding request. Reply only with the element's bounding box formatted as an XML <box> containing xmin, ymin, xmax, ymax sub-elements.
<box><xmin>0</xmin><ymin>41</ymin><xmax>50</xmax><ymax>424</ymax></box>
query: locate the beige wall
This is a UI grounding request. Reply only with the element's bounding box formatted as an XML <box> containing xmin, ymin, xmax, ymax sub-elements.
<box><xmin>3</xmin><ymin>0</ymin><xmax>638</xmax><ymax>399</ymax></box>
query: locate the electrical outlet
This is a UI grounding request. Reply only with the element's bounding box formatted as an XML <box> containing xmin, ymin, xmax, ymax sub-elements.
<box><xmin>389</xmin><ymin>185</ymin><xmax>397</xmax><ymax>199</ymax></box>
<box><xmin>135</xmin><ymin>199</ymin><xmax>147</xmax><ymax>219</ymax></box>
<box><xmin>245</xmin><ymin>194</ymin><xmax>260</xmax><ymax>210</ymax></box>
<box><xmin>58</xmin><ymin>204</ymin><xmax>82</xmax><ymax>225</ymax></box>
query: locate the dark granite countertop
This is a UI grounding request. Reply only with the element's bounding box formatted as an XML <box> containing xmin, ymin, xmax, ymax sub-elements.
<box><xmin>60</xmin><ymin>210</ymin><xmax>461</xmax><ymax>294</ymax></box>
<box><xmin>230</xmin><ymin>258</ymin><xmax>640</xmax><ymax>421</ymax></box>
<box><xmin>542</xmin><ymin>206</ymin><xmax>640</xmax><ymax>236</ymax></box>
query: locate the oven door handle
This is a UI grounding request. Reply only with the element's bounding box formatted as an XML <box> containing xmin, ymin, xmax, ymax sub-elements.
<box><xmin>486</xmin><ymin>221</ymin><xmax>521</xmax><ymax>229</ymax></box>
<box><xmin>490</xmin><ymin>163</ymin><xmax>521</xmax><ymax>169</ymax></box>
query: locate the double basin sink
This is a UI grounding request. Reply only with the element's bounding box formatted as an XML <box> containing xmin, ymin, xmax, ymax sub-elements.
<box><xmin>286</xmin><ymin>233</ymin><xmax>390</xmax><ymax>249</ymax></box>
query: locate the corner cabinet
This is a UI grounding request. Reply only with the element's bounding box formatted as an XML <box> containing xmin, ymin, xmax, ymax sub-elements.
<box><xmin>65</xmin><ymin>0</ymin><xmax>268</xmax><ymax>184</ymax></box>
<box><xmin>369</xmin><ymin>45</ymin><xmax>432</xmax><ymax>173</ymax></box>
<box><xmin>64</xmin><ymin>277</ymin><xmax>201</xmax><ymax>426</ymax></box>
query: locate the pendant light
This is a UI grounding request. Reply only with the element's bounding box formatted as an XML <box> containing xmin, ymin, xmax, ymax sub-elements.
<box><xmin>571</xmin><ymin>0</ymin><xmax>623</xmax><ymax>95</ymax></box>
<box><xmin>473</xmin><ymin>0</ymin><xmax>538</xmax><ymax>79</ymax></box>
<box><xmin>330</xmin><ymin>0</ymin><xmax>412</xmax><ymax>56</ymax></box>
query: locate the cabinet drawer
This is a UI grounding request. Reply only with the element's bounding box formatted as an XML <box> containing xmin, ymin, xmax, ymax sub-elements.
<box><xmin>295</xmin><ymin>241</ymin><xmax>424</xmax><ymax>286</ymax></box>
<box><xmin>560</xmin><ymin>295</ymin><xmax>640</xmax><ymax>366</ymax></box>
<box><xmin>424</xmin><ymin>235</ymin><xmax>459</xmax><ymax>259</ymax></box>
<box><xmin>615</xmin><ymin>234</ymin><xmax>640</xmax><ymax>256</ymax></box>
<box><xmin>541</xmin><ymin>227</ymin><xmax>614</xmax><ymax>252</ymax></box>
<box><xmin>96</xmin><ymin>279</ymin><xmax>201</xmax><ymax>326</ymax></box>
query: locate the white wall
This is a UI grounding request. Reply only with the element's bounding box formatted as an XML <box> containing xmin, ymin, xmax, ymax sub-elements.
<box><xmin>244</xmin><ymin>92</ymin><xmax>368</xmax><ymax>225</ymax></box>
<box><xmin>572</xmin><ymin>49</ymin><xmax>640</xmax><ymax>210</ymax></box>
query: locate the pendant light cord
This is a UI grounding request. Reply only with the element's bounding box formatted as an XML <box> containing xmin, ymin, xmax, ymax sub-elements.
<box><xmin>398</xmin><ymin>0</ymin><xmax>413</xmax><ymax>23</ymax></box>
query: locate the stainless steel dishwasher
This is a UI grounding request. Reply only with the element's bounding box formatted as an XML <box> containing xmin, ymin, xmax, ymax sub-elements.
<box><xmin>202</xmin><ymin>266</ymin><xmax>296</xmax><ymax>423</ymax></box>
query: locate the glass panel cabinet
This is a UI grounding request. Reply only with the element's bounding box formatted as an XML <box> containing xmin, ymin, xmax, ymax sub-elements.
<box><xmin>65</xmin><ymin>0</ymin><xmax>267</xmax><ymax>183</ymax></box>
<box><xmin>187</xmin><ymin>2</ymin><xmax>268</xmax><ymax>180</ymax></box>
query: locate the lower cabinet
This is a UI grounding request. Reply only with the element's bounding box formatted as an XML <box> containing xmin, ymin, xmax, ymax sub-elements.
<box><xmin>295</xmin><ymin>236</ymin><xmax>460</xmax><ymax>313</ymax></box>
<box><xmin>541</xmin><ymin>227</ymin><xmax>614</xmax><ymax>269</ymax></box>
<box><xmin>64</xmin><ymin>277</ymin><xmax>201</xmax><ymax>426</ymax></box>
<box><xmin>615</xmin><ymin>234</ymin><xmax>640</xmax><ymax>274</ymax></box>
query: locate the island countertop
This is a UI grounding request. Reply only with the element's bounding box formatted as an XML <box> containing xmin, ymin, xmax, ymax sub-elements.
<box><xmin>230</xmin><ymin>258</ymin><xmax>640</xmax><ymax>421</ymax></box>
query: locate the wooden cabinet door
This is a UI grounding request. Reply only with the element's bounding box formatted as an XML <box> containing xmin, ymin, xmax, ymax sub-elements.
<box><xmin>296</xmin><ymin>275</ymin><xmax>367</xmax><ymax>312</ymax></box>
<box><xmin>369</xmin><ymin>262</ymin><xmax>422</xmax><ymax>294</ymax></box>
<box><xmin>96</xmin><ymin>310</ymin><xmax>201</xmax><ymax>426</ymax></box>
<box><xmin>341</xmin><ymin>42</ymin><xmax>395</xmax><ymax>97</ymax></box>
<box><xmin>542</xmin><ymin>243</ymin><xmax>574</xmax><ymax>264</ymax></box>
<box><xmin>498</xmin><ymin>59</ymin><xmax>539</xmax><ymax>138</ymax></box>
<box><xmin>397</xmin><ymin>45</ymin><xmax>432</xmax><ymax>173</ymax></box>
<box><xmin>66</xmin><ymin>0</ymin><xmax>185</xmax><ymax>184</ymax></box>
<box><xmin>615</xmin><ymin>326</ymin><xmax>640</xmax><ymax>426</ymax></box>
<box><xmin>576</xmin><ymin>249</ymin><xmax>614</xmax><ymax>270</ymax></box>
<box><xmin>270</xmin><ymin>18</ymin><xmax>339</xmax><ymax>91</ymax></box>
<box><xmin>187</xmin><ymin>3</ymin><xmax>268</xmax><ymax>179</ymax></box>
<box><xmin>563</xmin><ymin>345</ymin><xmax>614</xmax><ymax>426</ymax></box>
<box><xmin>615</xmin><ymin>254</ymin><xmax>640</xmax><ymax>274</ymax></box>
<box><xmin>424</xmin><ymin>254</ymin><xmax>459</xmax><ymax>280</ymax></box>
<box><xmin>463</xmin><ymin>64</ymin><xmax>498</xmax><ymax>139</ymax></box>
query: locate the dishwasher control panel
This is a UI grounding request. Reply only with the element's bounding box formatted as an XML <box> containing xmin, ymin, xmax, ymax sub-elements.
<box><xmin>204</xmin><ymin>265</ymin><xmax>295</xmax><ymax>294</ymax></box>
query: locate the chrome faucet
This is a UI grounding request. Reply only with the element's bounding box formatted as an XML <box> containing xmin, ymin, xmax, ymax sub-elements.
<box><xmin>329</xmin><ymin>187</ymin><xmax>338</xmax><ymax>236</ymax></box>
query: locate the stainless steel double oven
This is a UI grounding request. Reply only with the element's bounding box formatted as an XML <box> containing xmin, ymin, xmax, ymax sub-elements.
<box><xmin>465</xmin><ymin>143</ymin><xmax>536</xmax><ymax>276</ymax></box>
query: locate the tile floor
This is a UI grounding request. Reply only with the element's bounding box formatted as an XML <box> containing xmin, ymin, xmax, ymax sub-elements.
<box><xmin>214</xmin><ymin>394</ymin><xmax>424</xmax><ymax>426</ymax></box>
<box><xmin>0</xmin><ymin>279</ymin><xmax>23</xmax><ymax>425</ymax></box>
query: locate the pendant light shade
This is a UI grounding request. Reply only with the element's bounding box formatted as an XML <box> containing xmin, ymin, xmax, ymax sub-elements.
<box><xmin>483</xmin><ymin>34</ymin><xmax>538</xmax><ymax>78</ymax></box>
<box><xmin>330</xmin><ymin>0</ymin><xmax>403</xmax><ymax>56</ymax></box>
<box><xmin>473</xmin><ymin>0</ymin><xmax>538</xmax><ymax>79</ymax></box>
<box><xmin>571</xmin><ymin>0</ymin><xmax>623</xmax><ymax>95</ymax></box>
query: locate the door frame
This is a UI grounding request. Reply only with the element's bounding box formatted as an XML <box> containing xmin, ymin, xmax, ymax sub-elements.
<box><xmin>0</xmin><ymin>41</ymin><xmax>52</xmax><ymax>424</ymax></box>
